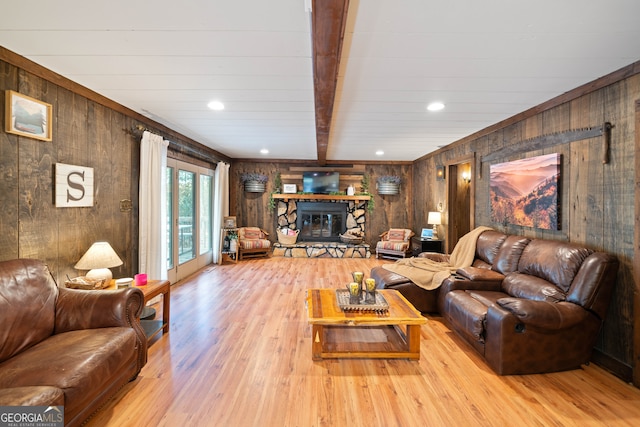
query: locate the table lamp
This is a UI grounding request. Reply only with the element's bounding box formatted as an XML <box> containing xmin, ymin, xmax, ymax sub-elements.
<box><xmin>427</xmin><ymin>212</ymin><xmax>442</xmax><ymax>239</ymax></box>
<box><xmin>75</xmin><ymin>241</ymin><xmax>123</xmax><ymax>282</ymax></box>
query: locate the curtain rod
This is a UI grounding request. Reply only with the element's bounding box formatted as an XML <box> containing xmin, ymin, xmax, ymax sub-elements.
<box><xmin>130</xmin><ymin>125</ymin><xmax>229</xmax><ymax>165</ymax></box>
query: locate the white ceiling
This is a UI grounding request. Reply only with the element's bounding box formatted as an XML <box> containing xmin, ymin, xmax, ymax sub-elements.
<box><xmin>1</xmin><ymin>0</ymin><xmax>639</xmax><ymax>162</ymax></box>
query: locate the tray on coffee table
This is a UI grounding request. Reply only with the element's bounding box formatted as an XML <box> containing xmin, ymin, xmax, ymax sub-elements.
<box><xmin>335</xmin><ymin>289</ymin><xmax>389</xmax><ymax>313</ymax></box>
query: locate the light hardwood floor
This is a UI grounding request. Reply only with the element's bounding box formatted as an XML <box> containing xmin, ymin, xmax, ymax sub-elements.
<box><xmin>87</xmin><ymin>257</ymin><xmax>640</xmax><ymax>427</ymax></box>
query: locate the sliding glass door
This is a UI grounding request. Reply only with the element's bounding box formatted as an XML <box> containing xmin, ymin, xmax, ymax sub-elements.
<box><xmin>166</xmin><ymin>159</ymin><xmax>214</xmax><ymax>283</ymax></box>
<box><xmin>178</xmin><ymin>168</ymin><xmax>196</xmax><ymax>265</ymax></box>
<box><xmin>199</xmin><ymin>174</ymin><xmax>213</xmax><ymax>256</ymax></box>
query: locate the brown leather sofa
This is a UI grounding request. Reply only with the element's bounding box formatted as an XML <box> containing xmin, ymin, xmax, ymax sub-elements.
<box><xmin>0</xmin><ymin>259</ymin><xmax>147</xmax><ymax>426</ymax></box>
<box><xmin>371</xmin><ymin>230</ymin><xmax>619</xmax><ymax>374</ymax></box>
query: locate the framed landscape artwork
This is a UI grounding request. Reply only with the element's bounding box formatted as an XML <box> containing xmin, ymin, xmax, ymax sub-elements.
<box><xmin>5</xmin><ymin>90</ymin><xmax>53</xmax><ymax>141</ymax></box>
<box><xmin>489</xmin><ymin>153</ymin><xmax>560</xmax><ymax>230</ymax></box>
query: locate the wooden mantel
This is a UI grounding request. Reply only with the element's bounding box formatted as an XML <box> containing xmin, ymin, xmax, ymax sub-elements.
<box><xmin>271</xmin><ymin>194</ymin><xmax>370</xmax><ymax>202</ymax></box>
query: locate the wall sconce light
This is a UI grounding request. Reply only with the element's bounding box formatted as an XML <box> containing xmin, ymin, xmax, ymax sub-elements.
<box><xmin>462</xmin><ymin>171</ymin><xmax>471</xmax><ymax>183</ymax></box>
<box><xmin>436</xmin><ymin>165</ymin><xmax>445</xmax><ymax>181</ymax></box>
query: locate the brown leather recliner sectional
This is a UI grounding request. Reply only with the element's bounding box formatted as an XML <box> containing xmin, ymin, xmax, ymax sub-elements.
<box><xmin>371</xmin><ymin>230</ymin><xmax>619</xmax><ymax>375</ymax></box>
<box><xmin>0</xmin><ymin>259</ymin><xmax>147</xmax><ymax>426</ymax></box>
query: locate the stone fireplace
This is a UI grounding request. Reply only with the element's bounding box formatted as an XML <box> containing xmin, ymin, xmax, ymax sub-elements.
<box><xmin>276</xmin><ymin>198</ymin><xmax>366</xmax><ymax>242</ymax></box>
<box><xmin>273</xmin><ymin>197</ymin><xmax>370</xmax><ymax>258</ymax></box>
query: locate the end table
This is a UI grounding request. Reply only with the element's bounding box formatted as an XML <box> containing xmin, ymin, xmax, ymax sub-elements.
<box><xmin>412</xmin><ymin>237</ymin><xmax>444</xmax><ymax>256</ymax></box>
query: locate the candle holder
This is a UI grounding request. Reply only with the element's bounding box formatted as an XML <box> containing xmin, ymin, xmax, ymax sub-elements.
<box><xmin>365</xmin><ymin>278</ymin><xmax>376</xmax><ymax>304</ymax></box>
<box><xmin>348</xmin><ymin>282</ymin><xmax>360</xmax><ymax>304</ymax></box>
<box><xmin>352</xmin><ymin>271</ymin><xmax>364</xmax><ymax>300</ymax></box>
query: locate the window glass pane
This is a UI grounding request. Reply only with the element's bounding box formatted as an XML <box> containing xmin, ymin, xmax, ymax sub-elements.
<box><xmin>178</xmin><ymin>169</ymin><xmax>196</xmax><ymax>264</ymax></box>
<box><xmin>166</xmin><ymin>166</ymin><xmax>174</xmax><ymax>269</ymax></box>
<box><xmin>199</xmin><ymin>175</ymin><xmax>212</xmax><ymax>254</ymax></box>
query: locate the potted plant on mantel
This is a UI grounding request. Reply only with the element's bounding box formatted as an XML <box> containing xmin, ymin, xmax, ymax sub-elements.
<box><xmin>241</xmin><ymin>172</ymin><xmax>268</xmax><ymax>193</ymax></box>
<box><xmin>377</xmin><ymin>175</ymin><xmax>401</xmax><ymax>195</ymax></box>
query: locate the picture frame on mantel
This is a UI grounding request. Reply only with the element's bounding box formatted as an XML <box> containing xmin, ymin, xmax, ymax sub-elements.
<box><xmin>5</xmin><ymin>90</ymin><xmax>53</xmax><ymax>141</ymax></box>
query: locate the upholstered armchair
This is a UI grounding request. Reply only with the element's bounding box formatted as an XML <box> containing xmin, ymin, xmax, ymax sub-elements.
<box><xmin>375</xmin><ymin>228</ymin><xmax>415</xmax><ymax>259</ymax></box>
<box><xmin>238</xmin><ymin>227</ymin><xmax>271</xmax><ymax>260</ymax></box>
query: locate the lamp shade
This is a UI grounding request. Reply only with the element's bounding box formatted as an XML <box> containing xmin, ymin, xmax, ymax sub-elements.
<box><xmin>427</xmin><ymin>212</ymin><xmax>442</xmax><ymax>225</ymax></box>
<box><xmin>75</xmin><ymin>241</ymin><xmax>123</xmax><ymax>282</ymax></box>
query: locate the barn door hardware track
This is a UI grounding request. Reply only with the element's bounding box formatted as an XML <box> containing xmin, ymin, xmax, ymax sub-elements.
<box><xmin>478</xmin><ymin>122</ymin><xmax>612</xmax><ymax>177</ymax></box>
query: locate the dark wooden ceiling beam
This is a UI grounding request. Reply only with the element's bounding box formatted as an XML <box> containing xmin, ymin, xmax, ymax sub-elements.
<box><xmin>311</xmin><ymin>0</ymin><xmax>350</xmax><ymax>165</ymax></box>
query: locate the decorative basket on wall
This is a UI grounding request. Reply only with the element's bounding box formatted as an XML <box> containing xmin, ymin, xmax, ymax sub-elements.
<box><xmin>241</xmin><ymin>172</ymin><xmax>268</xmax><ymax>193</ymax></box>
<box><xmin>377</xmin><ymin>176</ymin><xmax>401</xmax><ymax>195</ymax></box>
<box><xmin>244</xmin><ymin>181</ymin><xmax>266</xmax><ymax>192</ymax></box>
<box><xmin>377</xmin><ymin>182</ymin><xmax>399</xmax><ymax>195</ymax></box>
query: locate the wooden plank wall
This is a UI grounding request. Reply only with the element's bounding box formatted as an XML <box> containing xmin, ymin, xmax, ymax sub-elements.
<box><xmin>231</xmin><ymin>161</ymin><xmax>413</xmax><ymax>248</ymax></box>
<box><xmin>0</xmin><ymin>61</ymin><xmax>20</xmax><ymax>260</ymax></box>
<box><xmin>0</xmin><ymin>58</ymin><xmax>218</xmax><ymax>284</ymax></box>
<box><xmin>0</xmin><ymin>64</ymin><xmax>137</xmax><ymax>282</ymax></box>
<box><xmin>413</xmin><ymin>73</ymin><xmax>640</xmax><ymax>381</ymax></box>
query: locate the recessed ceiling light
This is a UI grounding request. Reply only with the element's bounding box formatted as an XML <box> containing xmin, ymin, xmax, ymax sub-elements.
<box><xmin>375</xmin><ymin>150</ymin><xmax>384</xmax><ymax>156</ymax></box>
<box><xmin>260</xmin><ymin>148</ymin><xmax>269</xmax><ymax>155</ymax></box>
<box><xmin>427</xmin><ymin>102</ymin><xmax>445</xmax><ymax>112</ymax></box>
<box><xmin>207</xmin><ymin>100</ymin><xmax>225</xmax><ymax>111</ymax></box>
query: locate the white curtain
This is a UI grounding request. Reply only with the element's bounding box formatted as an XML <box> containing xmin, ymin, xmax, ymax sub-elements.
<box><xmin>139</xmin><ymin>131</ymin><xmax>169</xmax><ymax>279</ymax></box>
<box><xmin>212</xmin><ymin>161</ymin><xmax>230</xmax><ymax>264</ymax></box>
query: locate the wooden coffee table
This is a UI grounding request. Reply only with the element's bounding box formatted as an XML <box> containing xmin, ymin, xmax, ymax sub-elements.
<box><xmin>306</xmin><ymin>288</ymin><xmax>427</xmax><ymax>360</ymax></box>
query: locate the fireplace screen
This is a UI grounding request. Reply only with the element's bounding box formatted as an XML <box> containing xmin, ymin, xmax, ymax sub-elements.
<box><xmin>296</xmin><ymin>202</ymin><xmax>347</xmax><ymax>242</ymax></box>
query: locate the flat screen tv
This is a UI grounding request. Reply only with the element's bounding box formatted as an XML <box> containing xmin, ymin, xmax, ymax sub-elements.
<box><xmin>302</xmin><ymin>171</ymin><xmax>340</xmax><ymax>194</ymax></box>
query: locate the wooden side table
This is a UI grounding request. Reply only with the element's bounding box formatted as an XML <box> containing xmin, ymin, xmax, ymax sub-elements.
<box><xmin>137</xmin><ymin>280</ymin><xmax>171</xmax><ymax>340</ymax></box>
<box><xmin>412</xmin><ymin>237</ymin><xmax>444</xmax><ymax>256</ymax></box>
<box><xmin>108</xmin><ymin>279</ymin><xmax>170</xmax><ymax>340</ymax></box>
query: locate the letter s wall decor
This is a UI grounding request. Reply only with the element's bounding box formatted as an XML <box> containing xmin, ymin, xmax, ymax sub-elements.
<box><xmin>55</xmin><ymin>163</ymin><xmax>94</xmax><ymax>207</ymax></box>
